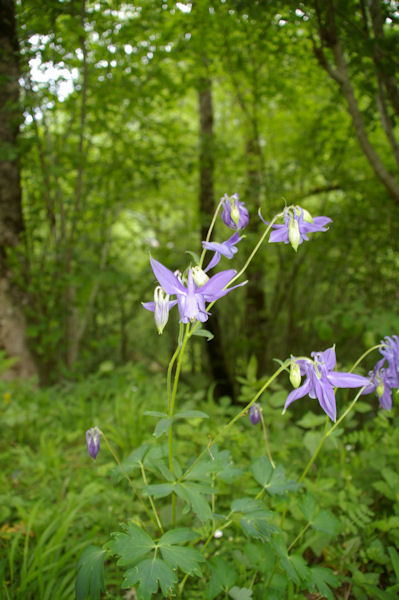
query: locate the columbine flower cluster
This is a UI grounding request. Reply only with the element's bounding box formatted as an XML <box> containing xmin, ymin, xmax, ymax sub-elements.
<box><xmin>143</xmin><ymin>196</ymin><xmax>332</xmax><ymax>335</ymax></box>
<box><xmin>260</xmin><ymin>206</ymin><xmax>332</xmax><ymax>252</ymax></box>
<box><xmin>142</xmin><ymin>194</ymin><xmax>249</xmax><ymax>332</ymax></box>
<box><xmin>363</xmin><ymin>336</ymin><xmax>399</xmax><ymax>410</ymax></box>
<box><xmin>284</xmin><ymin>346</ymin><xmax>370</xmax><ymax>422</ymax></box>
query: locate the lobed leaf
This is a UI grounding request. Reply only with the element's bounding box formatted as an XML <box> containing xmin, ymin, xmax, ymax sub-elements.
<box><xmin>75</xmin><ymin>545</ymin><xmax>106</xmax><ymax>600</ymax></box>
<box><xmin>108</xmin><ymin>523</ymin><xmax>154</xmax><ymax>566</ymax></box>
<box><xmin>123</xmin><ymin>557</ymin><xmax>177</xmax><ymax>599</ymax></box>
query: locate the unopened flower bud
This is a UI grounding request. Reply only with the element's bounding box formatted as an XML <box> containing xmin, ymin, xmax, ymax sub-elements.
<box><xmin>230</xmin><ymin>201</ymin><xmax>240</xmax><ymax>227</ymax></box>
<box><xmin>154</xmin><ymin>286</ymin><xmax>170</xmax><ymax>334</ymax></box>
<box><xmin>86</xmin><ymin>426</ymin><xmax>101</xmax><ymax>459</ymax></box>
<box><xmin>290</xmin><ymin>361</ymin><xmax>301</xmax><ymax>388</ymax></box>
<box><xmin>376</xmin><ymin>377</ymin><xmax>385</xmax><ymax>398</ymax></box>
<box><xmin>295</xmin><ymin>206</ymin><xmax>313</xmax><ymax>223</ymax></box>
<box><xmin>221</xmin><ymin>193</ymin><xmax>249</xmax><ymax>230</ymax></box>
<box><xmin>249</xmin><ymin>403</ymin><xmax>261</xmax><ymax>425</ymax></box>
<box><xmin>288</xmin><ymin>215</ymin><xmax>301</xmax><ymax>252</ymax></box>
<box><xmin>192</xmin><ymin>266</ymin><xmax>209</xmax><ymax>287</ymax></box>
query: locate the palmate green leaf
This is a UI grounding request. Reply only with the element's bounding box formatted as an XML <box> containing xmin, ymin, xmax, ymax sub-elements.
<box><xmin>311</xmin><ymin>510</ymin><xmax>341</xmax><ymax>536</ymax></box>
<box><xmin>160</xmin><ymin>544</ymin><xmax>204</xmax><ymax>576</ymax></box>
<box><xmin>229</xmin><ymin>586</ymin><xmax>253</xmax><ymax>599</ymax></box>
<box><xmin>158</xmin><ymin>527</ymin><xmax>204</xmax><ymax>576</ymax></box>
<box><xmin>185</xmin><ymin>446</ymin><xmax>241</xmax><ymax>484</ymax></box>
<box><xmin>175</xmin><ymin>482</ymin><xmax>213</xmax><ymax>521</ymax></box>
<box><xmin>143</xmin><ymin>482</ymin><xmax>175</xmax><ymax>499</ymax></box>
<box><xmin>251</xmin><ymin>457</ymin><xmax>300</xmax><ymax>495</ymax></box>
<box><xmin>310</xmin><ymin>566</ymin><xmax>340</xmax><ymax>600</ymax></box>
<box><xmin>297</xmin><ymin>494</ymin><xmax>341</xmax><ymax>538</ymax></box>
<box><xmin>108</xmin><ymin>523</ymin><xmax>154</xmax><ymax>566</ymax></box>
<box><xmin>75</xmin><ymin>546</ymin><xmax>106</xmax><ymax>600</ymax></box>
<box><xmin>231</xmin><ymin>497</ymin><xmax>277</xmax><ymax>542</ymax></box>
<box><xmin>298</xmin><ymin>493</ymin><xmax>317</xmax><ymax>522</ymax></box>
<box><xmin>158</xmin><ymin>527</ymin><xmax>199</xmax><ymax>545</ymax></box>
<box><xmin>206</xmin><ymin>557</ymin><xmax>237</xmax><ymax>600</ymax></box>
<box><xmin>123</xmin><ymin>558</ymin><xmax>177</xmax><ymax>600</ymax></box>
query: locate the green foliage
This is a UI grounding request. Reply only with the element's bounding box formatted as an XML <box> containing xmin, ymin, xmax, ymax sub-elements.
<box><xmin>108</xmin><ymin>524</ymin><xmax>204</xmax><ymax>599</ymax></box>
<box><xmin>251</xmin><ymin>457</ymin><xmax>300</xmax><ymax>496</ymax></box>
<box><xmin>75</xmin><ymin>546</ymin><xmax>106</xmax><ymax>600</ymax></box>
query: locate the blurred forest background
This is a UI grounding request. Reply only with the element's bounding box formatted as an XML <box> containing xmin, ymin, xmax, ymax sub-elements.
<box><xmin>2</xmin><ymin>0</ymin><xmax>399</xmax><ymax>392</ymax></box>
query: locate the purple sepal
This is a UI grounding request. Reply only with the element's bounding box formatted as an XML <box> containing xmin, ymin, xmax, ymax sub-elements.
<box><xmin>249</xmin><ymin>403</ymin><xmax>261</xmax><ymax>425</ymax></box>
<box><xmin>86</xmin><ymin>427</ymin><xmax>101</xmax><ymax>460</ymax></box>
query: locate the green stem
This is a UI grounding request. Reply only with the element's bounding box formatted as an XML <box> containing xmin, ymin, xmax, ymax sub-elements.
<box><xmin>349</xmin><ymin>343</ymin><xmax>382</xmax><ymax>373</ymax></box>
<box><xmin>167</xmin><ymin>324</ymin><xmax>184</xmax><ymax>412</ymax></box>
<box><xmin>287</xmin><ymin>522</ymin><xmax>311</xmax><ymax>552</ymax></box>
<box><xmin>299</xmin><ymin>416</ymin><xmax>329</xmax><ymax>483</ymax></box>
<box><xmin>168</xmin><ymin>324</ymin><xmax>190</xmax><ymax>527</ymax></box>
<box><xmin>199</xmin><ymin>197</ymin><xmax>225</xmax><ymax>269</ymax></box>
<box><xmin>139</xmin><ymin>461</ymin><xmax>164</xmax><ymax>534</ymax></box>
<box><xmin>181</xmin><ymin>361</ymin><xmax>289</xmax><ymax>481</ymax></box>
<box><xmin>260</xmin><ymin>407</ymin><xmax>275</xmax><ymax>468</ymax></box>
<box><xmin>101</xmin><ymin>432</ymin><xmax>160</xmax><ymax>531</ymax></box>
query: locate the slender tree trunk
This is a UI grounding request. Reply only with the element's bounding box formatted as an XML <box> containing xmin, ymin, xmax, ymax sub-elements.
<box><xmin>0</xmin><ymin>0</ymin><xmax>38</xmax><ymax>379</ymax></box>
<box><xmin>244</xmin><ymin>135</ymin><xmax>269</xmax><ymax>372</ymax></box>
<box><xmin>312</xmin><ymin>0</ymin><xmax>399</xmax><ymax>203</ymax></box>
<box><xmin>198</xmin><ymin>76</ymin><xmax>235</xmax><ymax>400</ymax></box>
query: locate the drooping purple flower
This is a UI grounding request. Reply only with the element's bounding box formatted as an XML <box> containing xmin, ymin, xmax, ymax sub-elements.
<box><xmin>249</xmin><ymin>403</ymin><xmax>261</xmax><ymax>425</ymax></box>
<box><xmin>284</xmin><ymin>347</ymin><xmax>370</xmax><ymax>422</ymax></box>
<box><xmin>221</xmin><ymin>193</ymin><xmax>249</xmax><ymax>230</ymax></box>
<box><xmin>202</xmin><ymin>232</ymin><xmax>243</xmax><ymax>272</ymax></box>
<box><xmin>362</xmin><ymin>335</ymin><xmax>399</xmax><ymax>410</ymax></box>
<box><xmin>260</xmin><ymin>206</ymin><xmax>331</xmax><ymax>251</ymax></box>
<box><xmin>142</xmin><ymin>286</ymin><xmax>178</xmax><ymax>334</ymax></box>
<box><xmin>86</xmin><ymin>427</ymin><xmax>101</xmax><ymax>459</ymax></box>
<box><xmin>362</xmin><ymin>360</ymin><xmax>394</xmax><ymax>410</ymax></box>
<box><xmin>379</xmin><ymin>335</ymin><xmax>399</xmax><ymax>387</ymax></box>
<box><xmin>144</xmin><ymin>257</ymin><xmax>246</xmax><ymax>324</ymax></box>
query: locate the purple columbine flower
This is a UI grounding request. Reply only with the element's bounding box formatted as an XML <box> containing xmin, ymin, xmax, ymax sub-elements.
<box><xmin>284</xmin><ymin>347</ymin><xmax>370</xmax><ymax>422</ymax></box>
<box><xmin>221</xmin><ymin>193</ymin><xmax>249</xmax><ymax>230</ymax></box>
<box><xmin>202</xmin><ymin>232</ymin><xmax>243</xmax><ymax>272</ymax></box>
<box><xmin>379</xmin><ymin>335</ymin><xmax>399</xmax><ymax>387</ymax></box>
<box><xmin>86</xmin><ymin>427</ymin><xmax>101</xmax><ymax>459</ymax></box>
<box><xmin>362</xmin><ymin>360</ymin><xmax>394</xmax><ymax>410</ymax></box>
<box><xmin>362</xmin><ymin>335</ymin><xmax>399</xmax><ymax>410</ymax></box>
<box><xmin>143</xmin><ymin>257</ymin><xmax>246</xmax><ymax>324</ymax></box>
<box><xmin>249</xmin><ymin>403</ymin><xmax>261</xmax><ymax>425</ymax></box>
<box><xmin>260</xmin><ymin>206</ymin><xmax>331</xmax><ymax>251</ymax></box>
<box><xmin>142</xmin><ymin>286</ymin><xmax>178</xmax><ymax>334</ymax></box>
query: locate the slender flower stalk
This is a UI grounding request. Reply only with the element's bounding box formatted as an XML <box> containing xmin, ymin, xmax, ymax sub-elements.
<box><xmin>199</xmin><ymin>196</ymin><xmax>225</xmax><ymax>268</ymax></box>
<box><xmin>101</xmin><ymin>432</ymin><xmax>163</xmax><ymax>533</ymax></box>
<box><xmin>259</xmin><ymin>408</ymin><xmax>275</xmax><ymax>469</ymax></box>
<box><xmin>181</xmin><ymin>360</ymin><xmax>290</xmax><ymax>481</ymax></box>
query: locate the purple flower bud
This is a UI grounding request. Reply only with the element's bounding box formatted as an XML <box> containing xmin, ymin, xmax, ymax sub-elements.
<box><xmin>221</xmin><ymin>194</ymin><xmax>249</xmax><ymax>230</ymax></box>
<box><xmin>86</xmin><ymin>427</ymin><xmax>101</xmax><ymax>459</ymax></box>
<box><xmin>249</xmin><ymin>403</ymin><xmax>261</xmax><ymax>425</ymax></box>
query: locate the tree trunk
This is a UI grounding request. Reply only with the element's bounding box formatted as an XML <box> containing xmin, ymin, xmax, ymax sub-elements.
<box><xmin>244</xmin><ymin>136</ymin><xmax>269</xmax><ymax>372</ymax></box>
<box><xmin>0</xmin><ymin>0</ymin><xmax>38</xmax><ymax>379</ymax></box>
<box><xmin>198</xmin><ymin>77</ymin><xmax>235</xmax><ymax>400</ymax></box>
